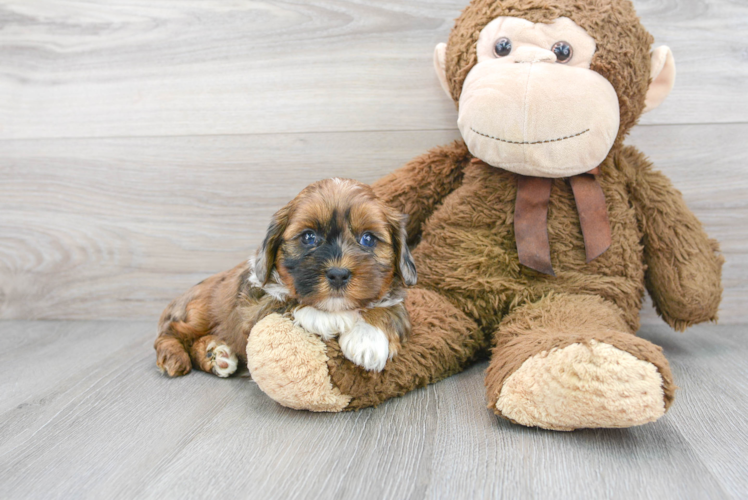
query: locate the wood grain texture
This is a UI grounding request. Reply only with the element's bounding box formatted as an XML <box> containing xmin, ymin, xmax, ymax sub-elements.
<box><xmin>0</xmin><ymin>321</ymin><xmax>746</xmax><ymax>499</ymax></box>
<box><xmin>0</xmin><ymin>0</ymin><xmax>746</xmax><ymax>322</ymax></box>
<box><xmin>1</xmin><ymin>124</ymin><xmax>745</xmax><ymax>321</ymax></box>
<box><xmin>0</xmin><ymin>0</ymin><xmax>746</xmax><ymax>141</ymax></box>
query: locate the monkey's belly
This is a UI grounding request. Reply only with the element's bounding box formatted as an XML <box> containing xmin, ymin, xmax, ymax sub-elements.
<box><xmin>413</xmin><ymin>163</ymin><xmax>646</xmax><ymax>329</ymax></box>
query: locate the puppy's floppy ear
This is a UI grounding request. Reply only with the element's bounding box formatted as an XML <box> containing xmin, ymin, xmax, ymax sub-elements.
<box><xmin>387</xmin><ymin>209</ymin><xmax>417</xmax><ymax>287</ymax></box>
<box><xmin>254</xmin><ymin>204</ymin><xmax>291</xmax><ymax>285</ymax></box>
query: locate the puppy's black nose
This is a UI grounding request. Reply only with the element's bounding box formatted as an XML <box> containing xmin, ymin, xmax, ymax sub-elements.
<box><xmin>326</xmin><ymin>267</ymin><xmax>351</xmax><ymax>289</ymax></box>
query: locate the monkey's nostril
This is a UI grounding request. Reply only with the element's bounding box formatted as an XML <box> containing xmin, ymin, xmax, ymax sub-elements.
<box><xmin>326</xmin><ymin>267</ymin><xmax>351</xmax><ymax>289</ymax></box>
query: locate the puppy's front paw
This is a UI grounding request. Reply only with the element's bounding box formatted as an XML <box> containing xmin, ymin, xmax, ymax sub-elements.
<box><xmin>338</xmin><ymin>322</ymin><xmax>389</xmax><ymax>372</ymax></box>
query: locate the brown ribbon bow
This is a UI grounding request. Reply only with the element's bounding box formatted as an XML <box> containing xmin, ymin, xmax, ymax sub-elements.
<box><xmin>473</xmin><ymin>159</ymin><xmax>612</xmax><ymax>276</ymax></box>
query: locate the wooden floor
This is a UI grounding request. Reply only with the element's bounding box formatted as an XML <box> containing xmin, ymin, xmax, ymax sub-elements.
<box><xmin>0</xmin><ymin>321</ymin><xmax>746</xmax><ymax>500</ymax></box>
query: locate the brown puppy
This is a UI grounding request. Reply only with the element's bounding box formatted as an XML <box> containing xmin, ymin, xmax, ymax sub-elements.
<box><xmin>154</xmin><ymin>178</ymin><xmax>417</xmax><ymax>378</ymax></box>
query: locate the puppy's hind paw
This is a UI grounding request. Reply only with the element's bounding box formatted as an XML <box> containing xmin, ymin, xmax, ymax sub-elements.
<box><xmin>338</xmin><ymin>322</ymin><xmax>389</xmax><ymax>372</ymax></box>
<box><xmin>156</xmin><ymin>341</ymin><xmax>192</xmax><ymax>377</ymax></box>
<box><xmin>207</xmin><ymin>342</ymin><xmax>238</xmax><ymax>378</ymax></box>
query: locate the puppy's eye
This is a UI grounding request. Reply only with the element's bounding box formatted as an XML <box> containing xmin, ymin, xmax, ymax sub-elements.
<box><xmin>300</xmin><ymin>231</ymin><xmax>317</xmax><ymax>246</ymax></box>
<box><xmin>359</xmin><ymin>232</ymin><xmax>377</xmax><ymax>248</ymax></box>
<box><xmin>551</xmin><ymin>41</ymin><xmax>573</xmax><ymax>63</ymax></box>
<box><xmin>494</xmin><ymin>37</ymin><xmax>512</xmax><ymax>57</ymax></box>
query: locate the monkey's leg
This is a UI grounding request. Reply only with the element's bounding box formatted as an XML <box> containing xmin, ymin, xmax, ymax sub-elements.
<box><xmin>246</xmin><ymin>288</ymin><xmax>485</xmax><ymax>411</ymax></box>
<box><xmin>485</xmin><ymin>293</ymin><xmax>676</xmax><ymax>431</ymax></box>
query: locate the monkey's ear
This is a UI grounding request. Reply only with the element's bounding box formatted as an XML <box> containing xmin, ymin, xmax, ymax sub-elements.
<box><xmin>643</xmin><ymin>46</ymin><xmax>676</xmax><ymax>113</ymax></box>
<box><xmin>433</xmin><ymin>43</ymin><xmax>452</xmax><ymax>99</ymax></box>
<box><xmin>254</xmin><ymin>205</ymin><xmax>290</xmax><ymax>285</ymax></box>
<box><xmin>388</xmin><ymin>211</ymin><xmax>417</xmax><ymax>287</ymax></box>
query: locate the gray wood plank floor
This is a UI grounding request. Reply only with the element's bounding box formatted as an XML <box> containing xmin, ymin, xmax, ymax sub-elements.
<box><xmin>1</xmin><ymin>321</ymin><xmax>746</xmax><ymax>500</ymax></box>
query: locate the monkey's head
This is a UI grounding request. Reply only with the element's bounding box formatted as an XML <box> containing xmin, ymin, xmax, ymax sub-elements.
<box><xmin>434</xmin><ymin>0</ymin><xmax>675</xmax><ymax>178</ymax></box>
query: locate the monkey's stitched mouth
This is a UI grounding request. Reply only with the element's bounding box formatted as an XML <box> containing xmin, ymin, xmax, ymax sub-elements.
<box><xmin>470</xmin><ymin>127</ymin><xmax>590</xmax><ymax>145</ymax></box>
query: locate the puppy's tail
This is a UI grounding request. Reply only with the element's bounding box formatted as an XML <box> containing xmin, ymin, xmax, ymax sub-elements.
<box><xmin>154</xmin><ymin>286</ymin><xmax>212</xmax><ymax>377</ymax></box>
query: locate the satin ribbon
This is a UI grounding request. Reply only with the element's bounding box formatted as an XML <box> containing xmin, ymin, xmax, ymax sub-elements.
<box><xmin>472</xmin><ymin>159</ymin><xmax>611</xmax><ymax>276</ymax></box>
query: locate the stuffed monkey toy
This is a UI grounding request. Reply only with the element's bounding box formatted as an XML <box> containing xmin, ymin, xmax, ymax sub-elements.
<box><xmin>245</xmin><ymin>0</ymin><xmax>723</xmax><ymax>430</ymax></box>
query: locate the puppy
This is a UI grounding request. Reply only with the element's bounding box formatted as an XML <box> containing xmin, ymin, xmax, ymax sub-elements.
<box><xmin>154</xmin><ymin>178</ymin><xmax>417</xmax><ymax>378</ymax></box>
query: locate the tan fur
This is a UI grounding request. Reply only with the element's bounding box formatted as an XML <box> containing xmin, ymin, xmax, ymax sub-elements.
<box><xmin>497</xmin><ymin>340</ymin><xmax>666</xmax><ymax>430</ymax></box>
<box><xmin>444</xmin><ymin>0</ymin><xmax>654</xmax><ymax>145</ymax></box>
<box><xmin>247</xmin><ymin>314</ymin><xmax>352</xmax><ymax>412</ymax></box>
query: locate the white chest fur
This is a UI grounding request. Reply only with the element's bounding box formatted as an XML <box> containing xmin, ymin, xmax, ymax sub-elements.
<box><xmin>292</xmin><ymin>307</ymin><xmax>359</xmax><ymax>341</ymax></box>
<box><xmin>292</xmin><ymin>306</ymin><xmax>390</xmax><ymax>372</ymax></box>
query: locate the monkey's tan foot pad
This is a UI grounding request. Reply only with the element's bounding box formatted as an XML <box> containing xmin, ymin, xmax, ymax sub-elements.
<box><xmin>246</xmin><ymin>314</ymin><xmax>351</xmax><ymax>412</ymax></box>
<box><xmin>206</xmin><ymin>341</ymin><xmax>238</xmax><ymax>378</ymax></box>
<box><xmin>495</xmin><ymin>340</ymin><xmax>666</xmax><ymax>431</ymax></box>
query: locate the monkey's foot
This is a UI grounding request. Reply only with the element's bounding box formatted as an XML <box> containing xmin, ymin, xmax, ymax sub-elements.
<box><xmin>486</xmin><ymin>294</ymin><xmax>676</xmax><ymax>431</ymax></box>
<box><xmin>494</xmin><ymin>340</ymin><xmax>667</xmax><ymax>431</ymax></box>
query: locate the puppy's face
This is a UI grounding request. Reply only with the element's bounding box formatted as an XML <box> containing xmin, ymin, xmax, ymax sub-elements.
<box><xmin>254</xmin><ymin>178</ymin><xmax>416</xmax><ymax>312</ymax></box>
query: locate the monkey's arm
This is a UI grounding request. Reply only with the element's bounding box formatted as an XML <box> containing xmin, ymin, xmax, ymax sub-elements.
<box><xmin>372</xmin><ymin>140</ymin><xmax>471</xmax><ymax>244</ymax></box>
<box><xmin>621</xmin><ymin>146</ymin><xmax>723</xmax><ymax>331</ymax></box>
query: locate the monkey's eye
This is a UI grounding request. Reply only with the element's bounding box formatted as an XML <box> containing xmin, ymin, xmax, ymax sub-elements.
<box><xmin>493</xmin><ymin>37</ymin><xmax>512</xmax><ymax>57</ymax></box>
<box><xmin>300</xmin><ymin>230</ymin><xmax>317</xmax><ymax>246</ymax></box>
<box><xmin>359</xmin><ymin>232</ymin><xmax>377</xmax><ymax>248</ymax></box>
<box><xmin>551</xmin><ymin>41</ymin><xmax>573</xmax><ymax>63</ymax></box>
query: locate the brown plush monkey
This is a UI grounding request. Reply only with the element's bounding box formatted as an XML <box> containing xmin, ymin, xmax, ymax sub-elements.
<box><xmin>245</xmin><ymin>0</ymin><xmax>723</xmax><ymax>430</ymax></box>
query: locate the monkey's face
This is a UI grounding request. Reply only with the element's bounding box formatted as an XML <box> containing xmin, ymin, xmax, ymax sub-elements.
<box><xmin>434</xmin><ymin>12</ymin><xmax>675</xmax><ymax>178</ymax></box>
<box><xmin>459</xmin><ymin>17</ymin><xmax>621</xmax><ymax>177</ymax></box>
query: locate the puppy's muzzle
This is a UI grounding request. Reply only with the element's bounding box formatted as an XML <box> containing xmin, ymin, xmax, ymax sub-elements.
<box><xmin>326</xmin><ymin>267</ymin><xmax>351</xmax><ymax>290</ymax></box>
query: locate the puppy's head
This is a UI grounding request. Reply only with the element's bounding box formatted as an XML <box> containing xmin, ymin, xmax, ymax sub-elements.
<box><xmin>254</xmin><ymin>178</ymin><xmax>416</xmax><ymax>312</ymax></box>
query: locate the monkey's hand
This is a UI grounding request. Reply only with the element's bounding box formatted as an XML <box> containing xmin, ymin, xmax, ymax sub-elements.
<box><xmin>247</xmin><ymin>314</ymin><xmax>352</xmax><ymax>412</ymax></box>
<box><xmin>623</xmin><ymin>147</ymin><xmax>724</xmax><ymax>331</ymax></box>
<box><xmin>372</xmin><ymin>140</ymin><xmax>471</xmax><ymax>245</ymax></box>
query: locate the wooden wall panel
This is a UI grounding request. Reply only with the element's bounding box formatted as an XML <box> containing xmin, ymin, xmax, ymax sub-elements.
<box><xmin>0</xmin><ymin>0</ymin><xmax>746</xmax><ymax>322</ymax></box>
<box><xmin>1</xmin><ymin>125</ymin><xmax>745</xmax><ymax>321</ymax></box>
<box><xmin>0</xmin><ymin>0</ymin><xmax>746</xmax><ymax>140</ymax></box>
